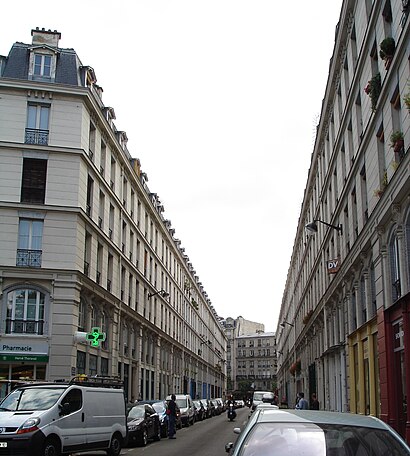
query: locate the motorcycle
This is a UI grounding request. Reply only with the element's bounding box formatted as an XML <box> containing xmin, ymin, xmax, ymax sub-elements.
<box><xmin>227</xmin><ymin>404</ymin><xmax>236</xmax><ymax>421</ymax></box>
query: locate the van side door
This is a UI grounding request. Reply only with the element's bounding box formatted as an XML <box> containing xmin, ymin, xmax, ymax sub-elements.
<box><xmin>58</xmin><ymin>388</ymin><xmax>86</xmax><ymax>452</ymax></box>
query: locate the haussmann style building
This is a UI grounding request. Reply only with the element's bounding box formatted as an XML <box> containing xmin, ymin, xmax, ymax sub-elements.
<box><xmin>0</xmin><ymin>27</ymin><xmax>227</xmax><ymax>402</ymax></box>
<box><xmin>276</xmin><ymin>0</ymin><xmax>410</xmax><ymax>443</ymax></box>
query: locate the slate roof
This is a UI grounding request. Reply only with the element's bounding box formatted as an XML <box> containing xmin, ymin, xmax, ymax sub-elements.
<box><xmin>1</xmin><ymin>41</ymin><xmax>82</xmax><ymax>86</ymax></box>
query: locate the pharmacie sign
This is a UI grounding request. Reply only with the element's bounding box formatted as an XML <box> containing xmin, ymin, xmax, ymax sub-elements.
<box><xmin>0</xmin><ymin>341</ymin><xmax>49</xmax><ymax>362</ymax></box>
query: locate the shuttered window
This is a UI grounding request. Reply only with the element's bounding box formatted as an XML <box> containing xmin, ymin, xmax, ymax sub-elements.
<box><xmin>21</xmin><ymin>158</ymin><xmax>47</xmax><ymax>204</ymax></box>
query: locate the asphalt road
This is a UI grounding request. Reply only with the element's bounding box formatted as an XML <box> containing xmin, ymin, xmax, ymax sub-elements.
<box><xmin>75</xmin><ymin>406</ymin><xmax>250</xmax><ymax>456</ymax></box>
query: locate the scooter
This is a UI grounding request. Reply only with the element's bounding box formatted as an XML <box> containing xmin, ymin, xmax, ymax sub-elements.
<box><xmin>227</xmin><ymin>404</ymin><xmax>236</xmax><ymax>421</ymax></box>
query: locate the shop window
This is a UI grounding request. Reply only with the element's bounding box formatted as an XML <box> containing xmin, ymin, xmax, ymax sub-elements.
<box><xmin>76</xmin><ymin>351</ymin><xmax>86</xmax><ymax>374</ymax></box>
<box><xmin>5</xmin><ymin>288</ymin><xmax>45</xmax><ymax>335</ymax></box>
<box><xmin>89</xmin><ymin>354</ymin><xmax>97</xmax><ymax>376</ymax></box>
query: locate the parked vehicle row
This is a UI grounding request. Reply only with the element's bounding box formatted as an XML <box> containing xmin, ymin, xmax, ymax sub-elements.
<box><xmin>125</xmin><ymin>395</ymin><xmax>227</xmax><ymax>447</ymax></box>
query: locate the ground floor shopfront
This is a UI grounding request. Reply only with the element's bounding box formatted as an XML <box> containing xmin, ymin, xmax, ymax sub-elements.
<box><xmin>379</xmin><ymin>292</ymin><xmax>410</xmax><ymax>443</ymax></box>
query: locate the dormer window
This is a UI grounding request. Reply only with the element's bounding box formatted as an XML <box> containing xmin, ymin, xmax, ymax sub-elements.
<box><xmin>34</xmin><ymin>53</ymin><xmax>52</xmax><ymax>77</ymax></box>
<box><xmin>28</xmin><ymin>48</ymin><xmax>57</xmax><ymax>81</ymax></box>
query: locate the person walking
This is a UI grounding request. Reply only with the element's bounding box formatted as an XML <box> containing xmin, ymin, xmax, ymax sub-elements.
<box><xmin>167</xmin><ymin>394</ymin><xmax>177</xmax><ymax>439</ymax></box>
<box><xmin>310</xmin><ymin>393</ymin><xmax>319</xmax><ymax>410</ymax></box>
<box><xmin>295</xmin><ymin>392</ymin><xmax>309</xmax><ymax>410</ymax></box>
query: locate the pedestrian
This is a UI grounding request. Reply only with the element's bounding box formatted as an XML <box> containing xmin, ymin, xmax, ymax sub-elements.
<box><xmin>310</xmin><ymin>393</ymin><xmax>319</xmax><ymax>410</ymax></box>
<box><xmin>295</xmin><ymin>392</ymin><xmax>309</xmax><ymax>410</ymax></box>
<box><xmin>167</xmin><ymin>394</ymin><xmax>177</xmax><ymax>439</ymax></box>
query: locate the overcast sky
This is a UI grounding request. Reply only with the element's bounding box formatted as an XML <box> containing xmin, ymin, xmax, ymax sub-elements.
<box><xmin>2</xmin><ymin>1</ymin><xmax>343</xmax><ymax>332</ymax></box>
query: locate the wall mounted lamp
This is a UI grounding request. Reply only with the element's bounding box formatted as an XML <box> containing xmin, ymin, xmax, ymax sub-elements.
<box><xmin>305</xmin><ymin>219</ymin><xmax>343</xmax><ymax>236</ymax></box>
<box><xmin>148</xmin><ymin>289</ymin><xmax>169</xmax><ymax>300</ymax></box>
<box><xmin>280</xmin><ymin>321</ymin><xmax>294</xmax><ymax>328</ymax></box>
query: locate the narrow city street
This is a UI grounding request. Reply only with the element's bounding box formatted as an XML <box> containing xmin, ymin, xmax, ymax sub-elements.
<box><xmin>75</xmin><ymin>407</ymin><xmax>249</xmax><ymax>456</ymax></box>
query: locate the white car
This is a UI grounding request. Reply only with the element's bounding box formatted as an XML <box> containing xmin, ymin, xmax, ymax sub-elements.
<box><xmin>226</xmin><ymin>408</ymin><xmax>410</xmax><ymax>456</ymax></box>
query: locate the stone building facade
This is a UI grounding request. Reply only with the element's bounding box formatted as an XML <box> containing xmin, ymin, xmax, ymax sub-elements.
<box><xmin>276</xmin><ymin>0</ymin><xmax>410</xmax><ymax>442</ymax></box>
<box><xmin>0</xmin><ymin>28</ymin><xmax>226</xmax><ymax>401</ymax></box>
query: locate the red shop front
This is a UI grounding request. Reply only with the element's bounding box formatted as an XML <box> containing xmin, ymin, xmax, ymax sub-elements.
<box><xmin>378</xmin><ymin>292</ymin><xmax>410</xmax><ymax>443</ymax></box>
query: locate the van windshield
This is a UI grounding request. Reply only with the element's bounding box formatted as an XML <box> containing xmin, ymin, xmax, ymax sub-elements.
<box><xmin>0</xmin><ymin>387</ymin><xmax>66</xmax><ymax>411</ymax></box>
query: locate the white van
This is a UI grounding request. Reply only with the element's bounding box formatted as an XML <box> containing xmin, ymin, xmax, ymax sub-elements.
<box><xmin>0</xmin><ymin>376</ymin><xmax>127</xmax><ymax>456</ymax></box>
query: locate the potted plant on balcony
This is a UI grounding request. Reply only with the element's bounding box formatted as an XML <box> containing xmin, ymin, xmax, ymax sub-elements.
<box><xmin>364</xmin><ymin>73</ymin><xmax>381</xmax><ymax>112</ymax></box>
<box><xmin>404</xmin><ymin>90</ymin><xmax>410</xmax><ymax>112</ymax></box>
<box><xmin>374</xmin><ymin>170</ymin><xmax>388</xmax><ymax>198</ymax></box>
<box><xmin>303</xmin><ymin>310</ymin><xmax>314</xmax><ymax>325</ymax></box>
<box><xmin>379</xmin><ymin>37</ymin><xmax>396</xmax><ymax>68</ymax></box>
<box><xmin>390</xmin><ymin>130</ymin><xmax>404</xmax><ymax>152</ymax></box>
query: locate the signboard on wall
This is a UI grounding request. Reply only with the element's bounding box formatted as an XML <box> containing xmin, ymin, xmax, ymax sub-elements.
<box><xmin>327</xmin><ymin>258</ymin><xmax>341</xmax><ymax>274</ymax></box>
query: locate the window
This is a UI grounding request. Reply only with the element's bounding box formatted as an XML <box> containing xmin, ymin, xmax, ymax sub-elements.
<box><xmin>78</xmin><ymin>298</ymin><xmax>86</xmax><ymax>331</ymax></box>
<box><xmin>390</xmin><ymin>232</ymin><xmax>401</xmax><ymax>302</ymax></box>
<box><xmin>21</xmin><ymin>158</ymin><xmax>47</xmax><ymax>204</ymax></box>
<box><xmin>17</xmin><ymin>219</ymin><xmax>43</xmax><ymax>267</ymax></box>
<box><xmin>86</xmin><ymin>175</ymin><xmax>93</xmax><ymax>216</ymax></box>
<box><xmin>33</xmin><ymin>54</ymin><xmax>52</xmax><ymax>77</ymax></box>
<box><xmin>5</xmin><ymin>288</ymin><xmax>45</xmax><ymax>335</ymax></box>
<box><xmin>25</xmin><ymin>104</ymin><xmax>49</xmax><ymax>145</ymax></box>
<box><xmin>61</xmin><ymin>388</ymin><xmax>82</xmax><ymax>413</ymax></box>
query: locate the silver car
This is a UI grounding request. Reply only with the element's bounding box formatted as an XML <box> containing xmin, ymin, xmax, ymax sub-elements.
<box><xmin>225</xmin><ymin>408</ymin><xmax>410</xmax><ymax>456</ymax></box>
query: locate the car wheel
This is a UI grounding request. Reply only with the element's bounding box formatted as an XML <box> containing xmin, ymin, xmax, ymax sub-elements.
<box><xmin>139</xmin><ymin>429</ymin><xmax>148</xmax><ymax>447</ymax></box>
<box><xmin>154</xmin><ymin>424</ymin><xmax>161</xmax><ymax>441</ymax></box>
<box><xmin>43</xmin><ymin>438</ymin><xmax>61</xmax><ymax>456</ymax></box>
<box><xmin>106</xmin><ymin>433</ymin><xmax>122</xmax><ymax>456</ymax></box>
<box><xmin>161</xmin><ymin>424</ymin><xmax>168</xmax><ymax>438</ymax></box>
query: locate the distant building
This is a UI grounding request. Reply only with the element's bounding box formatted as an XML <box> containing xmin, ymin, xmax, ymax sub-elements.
<box><xmin>222</xmin><ymin>317</ymin><xmax>276</xmax><ymax>394</ymax></box>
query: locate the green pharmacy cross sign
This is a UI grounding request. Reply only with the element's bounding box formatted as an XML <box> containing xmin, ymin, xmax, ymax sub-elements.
<box><xmin>86</xmin><ymin>327</ymin><xmax>106</xmax><ymax>347</ymax></box>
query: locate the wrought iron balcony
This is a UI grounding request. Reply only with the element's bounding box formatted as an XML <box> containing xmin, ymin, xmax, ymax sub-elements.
<box><xmin>25</xmin><ymin>128</ymin><xmax>49</xmax><ymax>145</ymax></box>
<box><xmin>5</xmin><ymin>318</ymin><xmax>44</xmax><ymax>335</ymax></box>
<box><xmin>16</xmin><ymin>249</ymin><xmax>42</xmax><ymax>267</ymax></box>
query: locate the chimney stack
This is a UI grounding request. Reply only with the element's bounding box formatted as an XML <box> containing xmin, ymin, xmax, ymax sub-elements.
<box><xmin>31</xmin><ymin>27</ymin><xmax>61</xmax><ymax>48</ymax></box>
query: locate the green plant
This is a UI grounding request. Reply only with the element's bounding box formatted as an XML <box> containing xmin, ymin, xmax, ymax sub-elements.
<box><xmin>374</xmin><ymin>170</ymin><xmax>388</xmax><ymax>198</ymax></box>
<box><xmin>390</xmin><ymin>130</ymin><xmax>403</xmax><ymax>147</ymax></box>
<box><xmin>404</xmin><ymin>91</ymin><xmax>410</xmax><ymax>111</ymax></box>
<box><xmin>379</xmin><ymin>37</ymin><xmax>396</xmax><ymax>60</ymax></box>
<box><xmin>364</xmin><ymin>73</ymin><xmax>381</xmax><ymax>112</ymax></box>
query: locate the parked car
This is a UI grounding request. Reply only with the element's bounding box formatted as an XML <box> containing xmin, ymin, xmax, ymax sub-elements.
<box><xmin>200</xmin><ymin>398</ymin><xmax>212</xmax><ymax>418</ymax></box>
<box><xmin>138</xmin><ymin>400</ymin><xmax>169</xmax><ymax>437</ymax></box>
<box><xmin>215</xmin><ymin>397</ymin><xmax>226</xmax><ymax>412</ymax></box>
<box><xmin>207</xmin><ymin>398</ymin><xmax>216</xmax><ymax>416</ymax></box>
<box><xmin>251</xmin><ymin>390</ymin><xmax>274</xmax><ymax>411</ymax></box>
<box><xmin>193</xmin><ymin>400</ymin><xmax>206</xmax><ymax>421</ymax></box>
<box><xmin>211</xmin><ymin>399</ymin><xmax>222</xmax><ymax>415</ymax></box>
<box><xmin>235</xmin><ymin>399</ymin><xmax>245</xmax><ymax>408</ymax></box>
<box><xmin>166</xmin><ymin>394</ymin><xmax>195</xmax><ymax>427</ymax></box>
<box><xmin>225</xmin><ymin>408</ymin><xmax>410</xmax><ymax>456</ymax></box>
<box><xmin>126</xmin><ymin>403</ymin><xmax>161</xmax><ymax>446</ymax></box>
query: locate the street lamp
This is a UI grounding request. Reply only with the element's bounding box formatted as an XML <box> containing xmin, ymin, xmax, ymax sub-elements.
<box><xmin>148</xmin><ymin>289</ymin><xmax>169</xmax><ymax>299</ymax></box>
<box><xmin>280</xmin><ymin>321</ymin><xmax>294</xmax><ymax>328</ymax></box>
<box><xmin>305</xmin><ymin>219</ymin><xmax>343</xmax><ymax>236</ymax></box>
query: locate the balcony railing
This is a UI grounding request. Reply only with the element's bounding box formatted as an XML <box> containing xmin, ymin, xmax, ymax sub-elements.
<box><xmin>16</xmin><ymin>249</ymin><xmax>42</xmax><ymax>268</ymax></box>
<box><xmin>6</xmin><ymin>318</ymin><xmax>44</xmax><ymax>335</ymax></box>
<box><xmin>25</xmin><ymin>128</ymin><xmax>49</xmax><ymax>145</ymax></box>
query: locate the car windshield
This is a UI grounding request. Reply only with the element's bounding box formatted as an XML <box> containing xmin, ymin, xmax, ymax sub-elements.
<box><xmin>152</xmin><ymin>402</ymin><xmax>165</xmax><ymax>413</ymax></box>
<box><xmin>128</xmin><ymin>406</ymin><xmax>145</xmax><ymax>419</ymax></box>
<box><xmin>0</xmin><ymin>387</ymin><xmax>66</xmax><ymax>411</ymax></box>
<box><xmin>176</xmin><ymin>399</ymin><xmax>187</xmax><ymax>408</ymax></box>
<box><xmin>237</xmin><ymin>422</ymin><xmax>409</xmax><ymax>456</ymax></box>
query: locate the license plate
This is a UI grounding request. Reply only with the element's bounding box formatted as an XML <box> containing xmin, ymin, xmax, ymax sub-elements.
<box><xmin>0</xmin><ymin>443</ymin><xmax>7</xmax><ymax>448</ymax></box>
